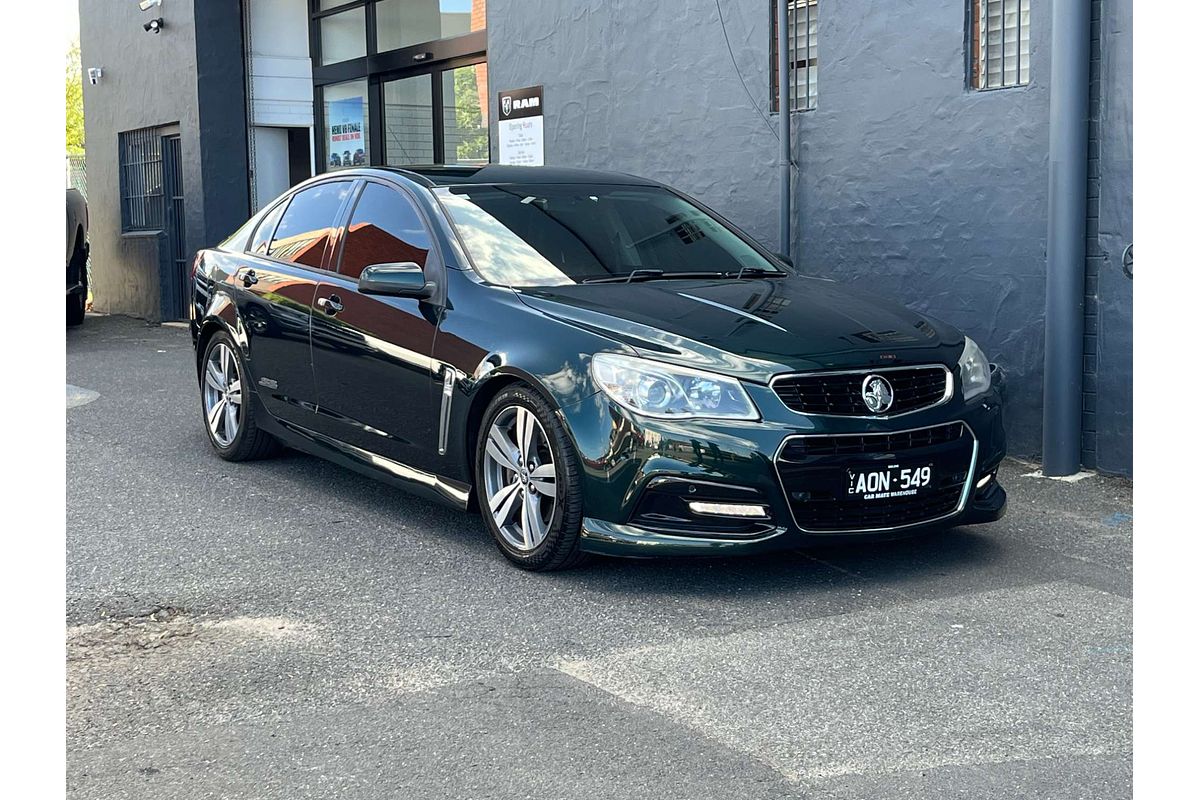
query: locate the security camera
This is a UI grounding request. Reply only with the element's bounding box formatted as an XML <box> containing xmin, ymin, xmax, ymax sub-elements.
<box><xmin>144</xmin><ymin>17</ymin><xmax>164</xmax><ymax>33</ymax></box>
<box><xmin>87</xmin><ymin>67</ymin><xmax>102</xmax><ymax>85</ymax></box>
<box><xmin>139</xmin><ymin>0</ymin><xmax>163</xmax><ymax>10</ymax></box>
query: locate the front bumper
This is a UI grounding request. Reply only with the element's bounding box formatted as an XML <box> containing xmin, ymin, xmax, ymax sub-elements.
<box><xmin>565</xmin><ymin>374</ymin><xmax>1008</xmax><ymax>557</ymax></box>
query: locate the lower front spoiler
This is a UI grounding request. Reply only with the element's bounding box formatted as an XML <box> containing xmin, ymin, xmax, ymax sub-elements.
<box><xmin>580</xmin><ymin>481</ymin><xmax>1007</xmax><ymax>558</ymax></box>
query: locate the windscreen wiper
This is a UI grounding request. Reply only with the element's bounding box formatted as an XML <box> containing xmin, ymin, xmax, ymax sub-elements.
<box><xmin>730</xmin><ymin>266</ymin><xmax>781</xmax><ymax>279</ymax></box>
<box><xmin>581</xmin><ymin>270</ymin><xmax>728</xmax><ymax>284</ymax></box>
<box><xmin>580</xmin><ymin>268</ymin><xmax>782</xmax><ymax>284</ymax></box>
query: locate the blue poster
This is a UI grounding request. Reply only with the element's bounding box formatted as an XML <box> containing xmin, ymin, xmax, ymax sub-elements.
<box><xmin>327</xmin><ymin>97</ymin><xmax>365</xmax><ymax>168</ymax></box>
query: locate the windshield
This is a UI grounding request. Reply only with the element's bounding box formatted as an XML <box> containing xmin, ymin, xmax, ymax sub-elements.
<box><xmin>435</xmin><ymin>184</ymin><xmax>785</xmax><ymax>287</ymax></box>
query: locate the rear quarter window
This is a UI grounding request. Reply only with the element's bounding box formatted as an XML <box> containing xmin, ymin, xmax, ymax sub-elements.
<box><xmin>248</xmin><ymin>200</ymin><xmax>289</xmax><ymax>256</ymax></box>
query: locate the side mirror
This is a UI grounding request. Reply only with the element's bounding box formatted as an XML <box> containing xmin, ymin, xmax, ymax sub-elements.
<box><xmin>358</xmin><ymin>262</ymin><xmax>436</xmax><ymax>299</ymax></box>
<box><xmin>774</xmin><ymin>252</ymin><xmax>794</xmax><ymax>267</ymax></box>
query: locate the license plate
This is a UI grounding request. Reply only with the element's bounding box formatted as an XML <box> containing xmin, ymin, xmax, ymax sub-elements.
<box><xmin>846</xmin><ymin>464</ymin><xmax>934</xmax><ymax>501</ymax></box>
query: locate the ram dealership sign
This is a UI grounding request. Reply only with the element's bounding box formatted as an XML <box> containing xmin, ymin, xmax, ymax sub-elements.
<box><xmin>497</xmin><ymin>85</ymin><xmax>545</xmax><ymax>166</ymax></box>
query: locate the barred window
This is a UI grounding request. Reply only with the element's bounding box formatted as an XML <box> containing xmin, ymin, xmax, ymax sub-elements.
<box><xmin>770</xmin><ymin>0</ymin><xmax>818</xmax><ymax>112</ymax></box>
<box><xmin>118</xmin><ymin>127</ymin><xmax>165</xmax><ymax>232</ymax></box>
<box><xmin>971</xmin><ymin>0</ymin><xmax>1031</xmax><ymax>90</ymax></box>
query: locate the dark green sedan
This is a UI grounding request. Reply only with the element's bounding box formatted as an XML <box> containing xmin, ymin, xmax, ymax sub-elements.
<box><xmin>190</xmin><ymin>165</ymin><xmax>1006</xmax><ymax>570</ymax></box>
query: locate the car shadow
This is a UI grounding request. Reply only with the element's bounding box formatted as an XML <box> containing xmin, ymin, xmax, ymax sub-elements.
<box><xmin>546</xmin><ymin>529</ymin><xmax>1006</xmax><ymax>600</ymax></box>
<box><xmin>258</xmin><ymin>447</ymin><xmax>1008</xmax><ymax>602</ymax></box>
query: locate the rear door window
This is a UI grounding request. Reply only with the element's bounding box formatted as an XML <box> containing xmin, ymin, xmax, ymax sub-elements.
<box><xmin>268</xmin><ymin>181</ymin><xmax>354</xmax><ymax>268</ymax></box>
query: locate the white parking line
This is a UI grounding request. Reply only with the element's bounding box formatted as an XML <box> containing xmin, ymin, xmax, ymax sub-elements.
<box><xmin>558</xmin><ymin>581</ymin><xmax>1131</xmax><ymax>785</ymax></box>
<box><xmin>66</xmin><ymin>384</ymin><xmax>100</xmax><ymax>409</ymax></box>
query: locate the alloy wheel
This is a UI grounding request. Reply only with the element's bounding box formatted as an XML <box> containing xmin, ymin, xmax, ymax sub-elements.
<box><xmin>203</xmin><ymin>342</ymin><xmax>243</xmax><ymax>448</ymax></box>
<box><xmin>481</xmin><ymin>405</ymin><xmax>558</xmax><ymax>551</ymax></box>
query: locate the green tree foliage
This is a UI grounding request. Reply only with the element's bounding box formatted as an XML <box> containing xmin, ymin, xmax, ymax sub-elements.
<box><xmin>66</xmin><ymin>41</ymin><xmax>85</xmax><ymax>155</ymax></box>
<box><xmin>453</xmin><ymin>67</ymin><xmax>488</xmax><ymax>163</ymax></box>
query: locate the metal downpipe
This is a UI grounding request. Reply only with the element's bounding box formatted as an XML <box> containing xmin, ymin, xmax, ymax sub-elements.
<box><xmin>777</xmin><ymin>0</ymin><xmax>791</xmax><ymax>261</ymax></box>
<box><xmin>1042</xmin><ymin>0</ymin><xmax>1092</xmax><ymax>476</ymax></box>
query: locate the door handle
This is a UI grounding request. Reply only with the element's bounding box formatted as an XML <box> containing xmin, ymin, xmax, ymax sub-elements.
<box><xmin>318</xmin><ymin>294</ymin><xmax>344</xmax><ymax>315</ymax></box>
<box><xmin>241</xmin><ymin>269</ymin><xmax>259</xmax><ymax>287</ymax></box>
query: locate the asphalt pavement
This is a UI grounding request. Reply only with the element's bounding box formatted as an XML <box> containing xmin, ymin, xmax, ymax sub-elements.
<box><xmin>67</xmin><ymin>315</ymin><xmax>1133</xmax><ymax>799</ymax></box>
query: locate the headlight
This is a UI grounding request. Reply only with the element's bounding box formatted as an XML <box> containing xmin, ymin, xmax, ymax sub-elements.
<box><xmin>590</xmin><ymin>353</ymin><xmax>759</xmax><ymax>420</ymax></box>
<box><xmin>958</xmin><ymin>336</ymin><xmax>992</xmax><ymax>401</ymax></box>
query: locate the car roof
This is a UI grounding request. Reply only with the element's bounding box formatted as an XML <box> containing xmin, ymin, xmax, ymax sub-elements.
<box><xmin>366</xmin><ymin>164</ymin><xmax>663</xmax><ymax>188</ymax></box>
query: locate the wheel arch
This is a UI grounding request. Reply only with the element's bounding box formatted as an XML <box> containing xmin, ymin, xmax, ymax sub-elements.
<box><xmin>459</xmin><ymin>365</ymin><xmax>574</xmax><ymax>512</ymax></box>
<box><xmin>194</xmin><ymin>316</ymin><xmax>238</xmax><ymax>385</ymax></box>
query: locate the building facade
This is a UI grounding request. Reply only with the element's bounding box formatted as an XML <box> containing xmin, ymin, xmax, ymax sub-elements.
<box><xmin>78</xmin><ymin>0</ymin><xmax>1132</xmax><ymax>474</ymax></box>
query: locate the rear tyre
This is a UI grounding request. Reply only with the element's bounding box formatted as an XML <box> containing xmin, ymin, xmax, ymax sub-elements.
<box><xmin>200</xmin><ymin>331</ymin><xmax>280</xmax><ymax>461</ymax></box>
<box><xmin>475</xmin><ymin>386</ymin><xmax>588</xmax><ymax>571</ymax></box>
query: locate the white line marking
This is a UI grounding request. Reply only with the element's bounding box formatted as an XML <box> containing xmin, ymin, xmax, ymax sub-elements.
<box><xmin>1021</xmin><ymin>468</ymin><xmax>1096</xmax><ymax>483</ymax></box>
<box><xmin>66</xmin><ymin>384</ymin><xmax>100</xmax><ymax>409</ymax></box>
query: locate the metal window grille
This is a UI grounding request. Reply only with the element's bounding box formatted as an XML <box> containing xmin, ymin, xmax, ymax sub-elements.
<box><xmin>118</xmin><ymin>127</ymin><xmax>165</xmax><ymax>232</ymax></box>
<box><xmin>770</xmin><ymin>0</ymin><xmax>818</xmax><ymax>112</ymax></box>
<box><xmin>972</xmin><ymin>0</ymin><xmax>1031</xmax><ymax>89</ymax></box>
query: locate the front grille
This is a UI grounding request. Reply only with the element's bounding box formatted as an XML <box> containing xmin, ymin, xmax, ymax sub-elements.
<box><xmin>779</xmin><ymin>422</ymin><xmax>963</xmax><ymax>459</ymax></box>
<box><xmin>772</xmin><ymin>366</ymin><xmax>950</xmax><ymax>416</ymax></box>
<box><xmin>776</xmin><ymin>422</ymin><xmax>974</xmax><ymax>532</ymax></box>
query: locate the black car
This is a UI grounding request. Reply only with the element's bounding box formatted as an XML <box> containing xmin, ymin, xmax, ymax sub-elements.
<box><xmin>190</xmin><ymin>166</ymin><xmax>1006</xmax><ymax>570</ymax></box>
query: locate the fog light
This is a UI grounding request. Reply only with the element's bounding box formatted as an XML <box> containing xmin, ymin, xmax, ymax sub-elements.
<box><xmin>687</xmin><ymin>501</ymin><xmax>770</xmax><ymax>518</ymax></box>
<box><xmin>976</xmin><ymin>473</ymin><xmax>994</xmax><ymax>489</ymax></box>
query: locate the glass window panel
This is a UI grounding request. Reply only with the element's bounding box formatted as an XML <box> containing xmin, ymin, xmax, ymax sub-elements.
<box><xmin>442</xmin><ymin>64</ymin><xmax>489</xmax><ymax>165</ymax></box>
<box><xmin>974</xmin><ymin>0</ymin><xmax>1030</xmax><ymax>89</ymax></box>
<box><xmin>771</xmin><ymin>1</ymin><xmax>817</xmax><ymax>111</ymax></box>
<box><xmin>340</xmin><ymin>183</ymin><xmax>432</xmax><ymax>279</ymax></box>
<box><xmin>376</xmin><ymin>0</ymin><xmax>484</xmax><ymax>53</ymax></box>
<box><xmin>384</xmin><ymin>75</ymin><xmax>435</xmax><ymax>166</ymax></box>
<box><xmin>436</xmin><ymin>184</ymin><xmax>781</xmax><ymax>288</ymax></box>
<box><xmin>250</xmin><ymin>199</ymin><xmax>289</xmax><ymax>256</ymax></box>
<box><xmin>320</xmin><ymin>7</ymin><xmax>366</xmax><ymax>65</ymax></box>
<box><xmin>322</xmin><ymin>79</ymin><xmax>369</xmax><ymax>171</ymax></box>
<box><xmin>268</xmin><ymin>181</ymin><xmax>354</xmax><ymax>268</ymax></box>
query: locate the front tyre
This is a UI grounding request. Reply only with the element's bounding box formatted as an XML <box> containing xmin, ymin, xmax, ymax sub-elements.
<box><xmin>66</xmin><ymin>291</ymin><xmax>86</xmax><ymax>327</ymax></box>
<box><xmin>476</xmin><ymin>386</ymin><xmax>587</xmax><ymax>571</ymax></box>
<box><xmin>67</xmin><ymin>245</ymin><xmax>87</xmax><ymax>327</ymax></box>
<box><xmin>200</xmin><ymin>331</ymin><xmax>280</xmax><ymax>461</ymax></box>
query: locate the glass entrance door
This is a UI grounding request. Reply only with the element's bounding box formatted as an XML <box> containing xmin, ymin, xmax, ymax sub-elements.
<box><xmin>312</xmin><ymin>1</ymin><xmax>487</xmax><ymax>172</ymax></box>
<box><xmin>441</xmin><ymin>63</ymin><xmax>489</xmax><ymax>164</ymax></box>
<box><xmin>383</xmin><ymin>74</ymin><xmax>434</xmax><ymax>165</ymax></box>
<box><xmin>382</xmin><ymin>60</ymin><xmax>488</xmax><ymax>167</ymax></box>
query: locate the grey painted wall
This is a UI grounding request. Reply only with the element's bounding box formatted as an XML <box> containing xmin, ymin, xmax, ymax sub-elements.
<box><xmin>80</xmin><ymin>0</ymin><xmax>203</xmax><ymax>321</ymax></box>
<box><xmin>79</xmin><ymin>0</ymin><xmax>249</xmax><ymax>322</ymax></box>
<box><xmin>486</xmin><ymin>0</ymin><xmax>1132</xmax><ymax>472</ymax></box>
<box><xmin>194</xmin><ymin>2</ymin><xmax>253</xmax><ymax>249</ymax></box>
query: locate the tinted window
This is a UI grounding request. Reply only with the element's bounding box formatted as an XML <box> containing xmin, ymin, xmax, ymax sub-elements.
<box><xmin>339</xmin><ymin>183</ymin><xmax>432</xmax><ymax>279</ymax></box>
<box><xmin>248</xmin><ymin>199</ymin><xmax>288</xmax><ymax>256</ymax></box>
<box><xmin>268</xmin><ymin>181</ymin><xmax>354</xmax><ymax>267</ymax></box>
<box><xmin>435</xmin><ymin>184</ymin><xmax>781</xmax><ymax>288</ymax></box>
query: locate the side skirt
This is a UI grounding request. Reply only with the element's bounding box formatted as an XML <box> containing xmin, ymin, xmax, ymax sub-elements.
<box><xmin>254</xmin><ymin>396</ymin><xmax>473</xmax><ymax>511</ymax></box>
